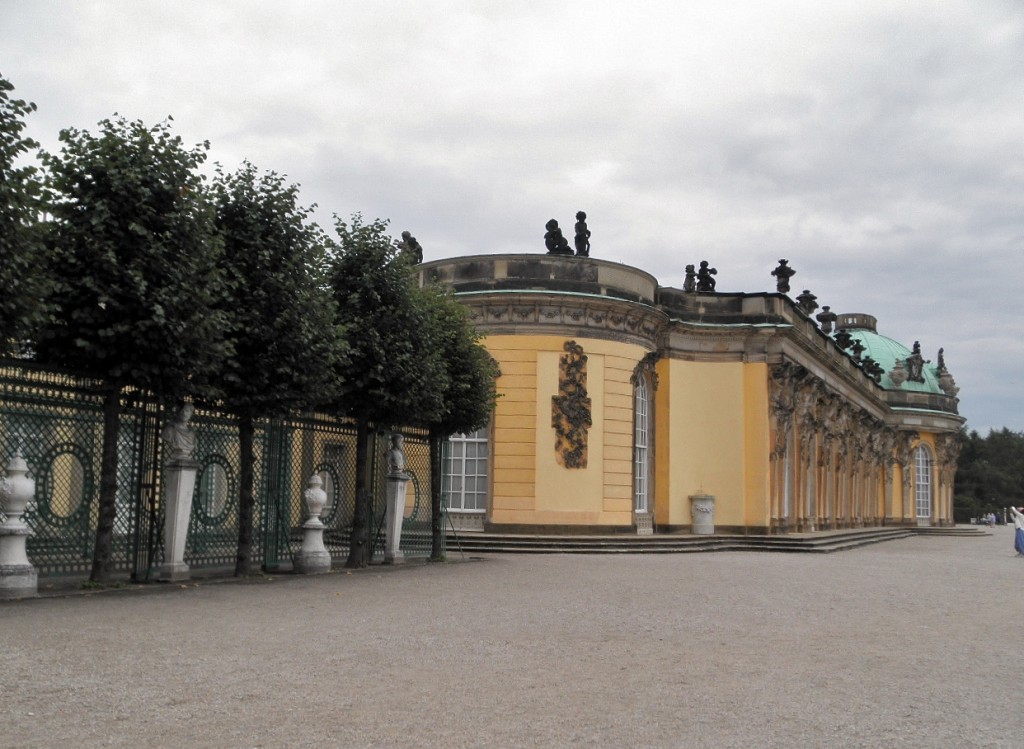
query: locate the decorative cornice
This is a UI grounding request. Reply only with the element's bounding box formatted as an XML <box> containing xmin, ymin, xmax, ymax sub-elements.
<box><xmin>458</xmin><ymin>291</ymin><xmax>667</xmax><ymax>348</ymax></box>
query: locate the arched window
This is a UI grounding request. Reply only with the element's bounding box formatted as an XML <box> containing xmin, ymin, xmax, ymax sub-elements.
<box><xmin>914</xmin><ymin>444</ymin><xmax>934</xmax><ymax>520</ymax></box>
<box><xmin>633</xmin><ymin>376</ymin><xmax>651</xmax><ymax>514</ymax></box>
<box><xmin>443</xmin><ymin>428</ymin><xmax>489</xmax><ymax>513</ymax></box>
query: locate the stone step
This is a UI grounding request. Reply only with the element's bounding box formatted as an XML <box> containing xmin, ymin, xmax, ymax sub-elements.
<box><xmin>444</xmin><ymin>527</ymin><xmax>985</xmax><ymax>555</ymax></box>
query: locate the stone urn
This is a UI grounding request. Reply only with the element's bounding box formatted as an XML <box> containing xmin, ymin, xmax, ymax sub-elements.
<box><xmin>295</xmin><ymin>474</ymin><xmax>331</xmax><ymax>574</ymax></box>
<box><xmin>0</xmin><ymin>451</ymin><xmax>33</xmax><ymax>521</ymax></box>
<box><xmin>0</xmin><ymin>449</ymin><xmax>38</xmax><ymax>598</ymax></box>
<box><xmin>303</xmin><ymin>474</ymin><xmax>327</xmax><ymax>522</ymax></box>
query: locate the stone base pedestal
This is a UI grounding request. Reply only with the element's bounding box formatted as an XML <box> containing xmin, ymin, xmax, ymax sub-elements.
<box><xmin>635</xmin><ymin>513</ymin><xmax>654</xmax><ymax>535</ymax></box>
<box><xmin>159</xmin><ymin>459</ymin><xmax>199</xmax><ymax>582</ymax></box>
<box><xmin>384</xmin><ymin>473</ymin><xmax>410</xmax><ymax>565</ymax></box>
<box><xmin>0</xmin><ymin>563</ymin><xmax>37</xmax><ymax>599</ymax></box>
<box><xmin>157</xmin><ymin>561</ymin><xmax>191</xmax><ymax>582</ymax></box>
<box><xmin>295</xmin><ymin>525</ymin><xmax>331</xmax><ymax>574</ymax></box>
<box><xmin>0</xmin><ymin>524</ymin><xmax>36</xmax><ymax>598</ymax></box>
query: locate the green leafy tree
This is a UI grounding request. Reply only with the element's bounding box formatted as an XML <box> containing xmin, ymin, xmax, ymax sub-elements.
<box><xmin>211</xmin><ymin>162</ymin><xmax>348</xmax><ymax>576</ymax></box>
<box><xmin>954</xmin><ymin>427</ymin><xmax>1024</xmax><ymax>522</ymax></box>
<box><xmin>0</xmin><ymin>75</ymin><xmax>49</xmax><ymax>353</ymax></box>
<box><xmin>418</xmin><ymin>285</ymin><xmax>498</xmax><ymax>559</ymax></box>
<box><xmin>37</xmin><ymin>117</ymin><xmax>228</xmax><ymax>582</ymax></box>
<box><xmin>327</xmin><ymin>215</ymin><xmax>446</xmax><ymax>568</ymax></box>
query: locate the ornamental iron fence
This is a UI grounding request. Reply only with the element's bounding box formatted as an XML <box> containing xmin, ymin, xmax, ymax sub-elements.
<box><xmin>0</xmin><ymin>360</ymin><xmax>441</xmax><ymax>580</ymax></box>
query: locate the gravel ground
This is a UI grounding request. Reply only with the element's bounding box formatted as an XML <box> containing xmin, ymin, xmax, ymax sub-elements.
<box><xmin>1</xmin><ymin>527</ymin><xmax>1022</xmax><ymax>749</ymax></box>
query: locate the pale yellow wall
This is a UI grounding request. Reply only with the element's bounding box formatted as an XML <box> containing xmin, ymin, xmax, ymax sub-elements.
<box><xmin>481</xmin><ymin>334</ymin><xmax>646</xmax><ymax>527</ymax></box>
<box><xmin>654</xmin><ymin>357</ymin><xmax>671</xmax><ymax>527</ymax></box>
<box><xmin>663</xmin><ymin>359</ymin><xmax>768</xmax><ymax>528</ymax></box>
<box><xmin>743</xmin><ymin>363</ymin><xmax>771</xmax><ymax>528</ymax></box>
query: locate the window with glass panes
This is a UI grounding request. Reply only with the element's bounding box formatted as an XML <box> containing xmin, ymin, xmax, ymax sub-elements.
<box><xmin>443</xmin><ymin>428</ymin><xmax>489</xmax><ymax>512</ymax></box>
<box><xmin>633</xmin><ymin>377</ymin><xmax>651</xmax><ymax>513</ymax></box>
<box><xmin>914</xmin><ymin>444</ymin><xmax>933</xmax><ymax>519</ymax></box>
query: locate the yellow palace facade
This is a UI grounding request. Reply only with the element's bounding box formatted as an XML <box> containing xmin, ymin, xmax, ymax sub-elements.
<box><xmin>419</xmin><ymin>254</ymin><xmax>963</xmax><ymax>535</ymax></box>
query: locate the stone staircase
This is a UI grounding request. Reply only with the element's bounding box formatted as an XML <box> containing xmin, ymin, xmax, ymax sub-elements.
<box><xmin>444</xmin><ymin>526</ymin><xmax>989</xmax><ymax>556</ymax></box>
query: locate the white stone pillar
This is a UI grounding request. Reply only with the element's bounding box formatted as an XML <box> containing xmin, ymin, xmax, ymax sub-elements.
<box><xmin>0</xmin><ymin>450</ymin><xmax>37</xmax><ymax>599</ymax></box>
<box><xmin>295</xmin><ymin>474</ymin><xmax>331</xmax><ymax>574</ymax></box>
<box><xmin>384</xmin><ymin>473</ymin><xmax>409</xmax><ymax>564</ymax></box>
<box><xmin>158</xmin><ymin>459</ymin><xmax>199</xmax><ymax>582</ymax></box>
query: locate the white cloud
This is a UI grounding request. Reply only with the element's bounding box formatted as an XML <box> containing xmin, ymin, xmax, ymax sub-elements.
<box><xmin>3</xmin><ymin>0</ymin><xmax>1022</xmax><ymax>431</ymax></box>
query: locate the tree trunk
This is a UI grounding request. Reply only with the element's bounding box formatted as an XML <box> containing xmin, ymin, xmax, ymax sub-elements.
<box><xmin>345</xmin><ymin>418</ymin><xmax>371</xmax><ymax>568</ymax></box>
<box><xmin>90</xmin><ymin>385</ymin><xmax>122</xmax><ymax>583</ymax></box>
<box><xmin>234</xmin><ymin>413</ymin><xmax>255</xmax><ymax>576</ymax></box>
<box><xmin>430</xmin><ymin>427</ymin><xmax>444</xmax><ymax>561</ymax></box>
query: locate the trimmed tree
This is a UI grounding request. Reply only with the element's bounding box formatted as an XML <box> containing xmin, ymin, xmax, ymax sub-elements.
<box><xmin>37</xmin><ymin>117</ymin><xmax>228</xmax><ymax>582</ymax></box>
<box><xmin>211</xmin><ymin>162</ymin><xmax>348</xmax><ymax>576</ymax></box>
<box><xmin>418</xmin><ymin>285</ymin><xmax>498</xmax><ymax>559</ymax></box>
<box><xmin>327</xmin><ymin>215</ymin><xmax>447</xmax><ymax>568</ymax></box>
<box><xmin>0</xmin><ymin>75</ymin><xmax>49</xmax><ymax>353</ymax></box>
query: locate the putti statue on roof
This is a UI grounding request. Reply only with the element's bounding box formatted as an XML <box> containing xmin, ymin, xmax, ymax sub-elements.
<box><xmin>683</xmin><ymin>264</ymin><xmax>697</xmax><ymax>292</ymax></box>
<box><xmin>544</xmin><ymin>219</ymin><xmax>573</xmax><ymax>255</ymax></box>
<box><xmin>395</xmin><ymin>231</ymin><xmax>423</xmax><ymax>264</ymax></box>
<box><xmin>696</xmin><ymin>260</ymin><xmax>717</xmax><ymax>292</ymax></box>
<box><xmin>574</xmin><ymin>211</ymin><xmax>591</xmax><ymax>257</ymax></box>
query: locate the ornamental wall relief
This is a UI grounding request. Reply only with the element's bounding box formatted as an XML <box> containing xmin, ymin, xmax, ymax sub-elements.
<box><xmin>551</xmin><ymin>340</ymin><xmax>592</xmax><ymax>468</ymax></box>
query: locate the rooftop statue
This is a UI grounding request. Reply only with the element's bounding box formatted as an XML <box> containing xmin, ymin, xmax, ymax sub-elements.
<box><xmin>683</xmin><ymin>264</ymin><xmax>696</xmax><ymax>292</ymax></box>
<box><xmin>696</xmin><ymin>260</ymin><xmax>717</xmax><ymax>292</ymax></box>
<box><xmin>574</xmin><ymin>211</ymin><xmax>591</xmax><ymax>257</ymax></box>
<box><xmin>905</xmin><ymin>341</ymin><xmax>927</xmax><ymax>383</ymax></box>
<box><xmin>771</xmin><ymin>259</ymin><xmax>796</xmax><ymax>293</ymax></box>
<box><xmin>544</xmin><ymin>219</ymin><xmax>572</xmax><ymax>255</ymax></box>
<box><xmin>395</xmin><ymin>231</ymin><xmax>423</xmax><ymax>264</ymax></box>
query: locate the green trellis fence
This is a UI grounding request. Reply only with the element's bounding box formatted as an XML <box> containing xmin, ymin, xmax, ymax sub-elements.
<box><xmin>0</xmin><ymin>360</ymin><xmax>440</xmax><ymax>580</ymax></box>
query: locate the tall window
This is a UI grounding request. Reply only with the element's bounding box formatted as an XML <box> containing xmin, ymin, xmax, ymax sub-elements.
<box><xmin>443</xmin><ymin>428</ymin><xmax>489</xmax><ymax>513</ymax></box>
<box><xmin>633</xmin><ymin>377</ymin><xmax>651</xmax><ymax>514</ymax></box>
<box><xmin>914</xmin><ymin>444</ymin><xmax>933</xmax><ymax>519</ymax></box>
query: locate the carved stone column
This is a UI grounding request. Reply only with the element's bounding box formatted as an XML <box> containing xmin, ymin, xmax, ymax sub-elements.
<box><xmin>769</xmin><ymin>363</ymin><xmax>799</xmax><ymax>530</ymax></box>
<box><xmin>935</xmin><ymin>433</ymin><xmax>962</xmax><ymax>527</ymax></box>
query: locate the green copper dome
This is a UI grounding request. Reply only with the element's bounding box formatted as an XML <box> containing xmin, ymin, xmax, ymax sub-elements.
<box><xmin>835</xmin><ymin>313</ymin><xmax>945</xmax><ymax>395</ymax></box>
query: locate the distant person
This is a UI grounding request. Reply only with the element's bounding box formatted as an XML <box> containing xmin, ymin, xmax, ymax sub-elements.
<box><xmin>1010</xmin><ymin>506</ymin><xmax>1024</xmax><ymax>557</ymax></box>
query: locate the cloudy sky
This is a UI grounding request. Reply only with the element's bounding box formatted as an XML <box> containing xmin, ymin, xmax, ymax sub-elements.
<box><xmin>3</xmin><ymin>1</ymin><xmax>1022</xmax><ymax>433</ymax></box>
